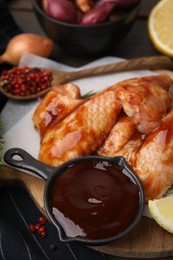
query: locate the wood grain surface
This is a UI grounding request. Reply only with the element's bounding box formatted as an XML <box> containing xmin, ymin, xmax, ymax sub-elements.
<box><xmin>1</xmin><ymin>165</ymin><xmax>173</xmax><ymax>259</ymax></box>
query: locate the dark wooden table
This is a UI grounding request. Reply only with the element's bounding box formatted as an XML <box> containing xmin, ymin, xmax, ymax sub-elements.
<box><xmin>3</xmin><ymin>1</ymin><xmax>173</xmax><ymax>259</ymax></box>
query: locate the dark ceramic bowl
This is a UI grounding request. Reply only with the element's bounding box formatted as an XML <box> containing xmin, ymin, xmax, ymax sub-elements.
<box><xmin>31</xmin><ymin>0</ymin><xmax>141</xmax><ymax>55</ymax></box>
<box><xmin>4</xmin><ymin>148</ymin><xmax>144</xmax><ymax>246</ymax></box>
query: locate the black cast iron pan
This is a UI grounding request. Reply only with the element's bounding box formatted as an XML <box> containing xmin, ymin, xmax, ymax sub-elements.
<box><xmin>4</xmin><ymin>147</ymin><xmax>144</xmax><ymax>246</ymax></box>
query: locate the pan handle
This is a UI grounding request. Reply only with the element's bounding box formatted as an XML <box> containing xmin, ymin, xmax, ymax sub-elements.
<box><xmin>3</xmin><ymin>148</ymin><xmax>55</xmax><ymax>180</ymax></box>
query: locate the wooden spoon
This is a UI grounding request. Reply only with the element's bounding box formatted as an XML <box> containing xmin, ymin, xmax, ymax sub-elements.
<box><xmin>0</xmin><ymin>55</ymin><xmax>173</xmax><ymax>101</ymax></box>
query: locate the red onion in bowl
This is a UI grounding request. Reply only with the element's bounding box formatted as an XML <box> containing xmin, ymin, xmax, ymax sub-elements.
<box><xmin>47</xmin><ymin>0</ymin><xmax>76</xmax><ymax>23</ymax></box>
<box><xmin>80</xmin><ymin>1</ymin><xmax>116</xmax><ymax>25</ymax></box>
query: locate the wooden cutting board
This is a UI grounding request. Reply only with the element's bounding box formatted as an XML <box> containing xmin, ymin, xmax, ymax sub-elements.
<box><xmin>1</xmin><ymin>63</ymin><xmax>173</xmax><ymax>258</ymax></box>
<box><xmin>1</xmin><ymin>164</ymin><xmax>173</xmax><ymax>259</ymax></box>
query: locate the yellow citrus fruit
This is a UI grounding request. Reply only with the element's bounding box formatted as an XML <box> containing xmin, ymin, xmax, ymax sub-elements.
<box><xmin>148</xmin><ymin>0</ymin><xmax>173</xmax><ymax>57</ymax></box>
<box><xmin>148</xmin><ymin>197</ymin><xmax>173</xmax><ymax>233</ymax></box>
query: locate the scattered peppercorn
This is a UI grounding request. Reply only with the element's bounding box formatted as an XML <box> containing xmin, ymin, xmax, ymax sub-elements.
<box><xmin>39</xmin><ymin>216</ymin><xmax>47</xmax><ymax>225</ymax></box>
<box><xmin>38</xmin><ymin>226</ymin><xmax>46</xmax><ymax>234</ymax></box>
<box><xmin>35</xmin><ymin>223</ymin><xmax>41</xmax><ymax>230</ymax></box>
<box><xmin>49</xmin><ymin>243</ymin><xmax>57</xmax><ymax>251</ymax></box>
<box><xmin>39</xmin><ymin>231</ymin><xmax>47</xmax><ymax>238</ymax></box>
<box><xmin>29</xmin><ymin>224</ymin><xmax>36</xmax><ymax>233</ymax></box>
<box><xmin>29</xmin><ymin>216</ymin><xmax>48</xmax><ymax>239</ymax></box>
<box><xmin>0</xmin><ymin>66</ymin><xmax>53</xmax><ymax>97</ymax></box>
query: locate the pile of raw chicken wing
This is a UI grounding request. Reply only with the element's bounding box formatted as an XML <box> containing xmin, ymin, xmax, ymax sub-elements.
<box><xmin>33</xmin><ymin>74</ymin><xmax>173</xmax><ymax>201</ymax></box>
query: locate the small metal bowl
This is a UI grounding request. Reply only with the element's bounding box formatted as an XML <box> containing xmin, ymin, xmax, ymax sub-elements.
<box><xmin>4</xmin><ymin>148</ymin><xmax>144</xmax><ymax>245</ymax></box>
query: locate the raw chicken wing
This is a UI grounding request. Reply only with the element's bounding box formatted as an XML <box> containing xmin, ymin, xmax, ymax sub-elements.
<box><xmin>33</xmin><ymin>83</ymin><xmax>83</xmax><ymax>140</ymax></box>
<box><xmin>134</xmin><ymin>107</ymin><xmax>173</xmax><ymax>201</ymax></box>
<box><xmin>114</xmin><ymin>75</ymin><xmax>173</xmax><ymax>134</ymax></box>
<box><xmin>39</xmin><ymin>89</ymin><xmax>122</xmax><ymax>166</ymax></box>
<box><xmin>98</xmin><ymin>109</ymin><xmax>173</xmax><ymax>201</ymax></box>
<box><xmin>97</xmin><ymin>115</ymin><xmax>143</xmax><ymax>165</ymax></box>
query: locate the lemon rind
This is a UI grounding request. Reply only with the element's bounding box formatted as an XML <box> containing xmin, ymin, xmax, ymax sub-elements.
<box><xmin>148</xmin><ymin>198</ymin><xmax>173</xmax><ymax>234</ymax></box>
<box><xmin>148</xmin><ymin>0</ymin><xmax>173</xmax><ymax>58</ymax></box>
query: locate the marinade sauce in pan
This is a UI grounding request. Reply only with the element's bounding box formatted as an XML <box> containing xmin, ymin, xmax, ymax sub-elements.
<box><xmin>49</xmin><ymin>159</ymin><xmax>140</xmax><ymax>239</ymax></box>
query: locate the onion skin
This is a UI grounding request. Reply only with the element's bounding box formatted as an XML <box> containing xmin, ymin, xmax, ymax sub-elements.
<box><xmin>80</xmin><ymin>2</ymin><xmax>115</xmax><ymax>25</ymax></box>
<box><xmin>47</xmin><ymin>0</ymin><xmax>76</xmax><ymax>24</ymax></box>
<box><xmin>0</xmin><ymin>33</ymin><xmax>55</xmax><ymax>66</ymax></box>
<box><xmin>80</xmin><ymin>0</ymin><xmax>139</xmax><ymax>25</ymax></box>
<box><xmin>42</xmin><ymin>0</ymin><xmax>139</xmax><ymax>25</ymax></box>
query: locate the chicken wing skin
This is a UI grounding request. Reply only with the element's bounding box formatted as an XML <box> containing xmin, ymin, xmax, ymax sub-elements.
<box><xmin>134</xmin><ymin>107</ymin><xmax>173</xmax><ymax>201</ymax></box>
<box><xmin>33</xmin><ymin>83</ymin><xmax>83</xmax><ymax>140</ymax></box>
<box><xmin>39</xmin><ymin>89</ymin><xmax>122</xmax><ymax>167</ymax></box>
<box><xmin>113</xmin><ymin>75</ymin><xmax>173</xmax><ymax>134</ymax></box>
<box><xmin>97</xmin><ymin>115</ymin><xmax>143</xmax><ymax>165</ymax></box>
<box><xmin>97</xmin><ymin>109</ymin><xmax>173</xmax><ymax>201</ymax></box>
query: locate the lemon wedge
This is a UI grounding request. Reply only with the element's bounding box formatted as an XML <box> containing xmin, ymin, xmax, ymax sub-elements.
<box><xmin>148</xmin><ymin>0</ymin><xmax>173</xmax><ymax>58</ymax></box>
<box><xmin>148</xmin><ymin>197</ymin><xmax>173</xmax><ymax>233</ymax></box>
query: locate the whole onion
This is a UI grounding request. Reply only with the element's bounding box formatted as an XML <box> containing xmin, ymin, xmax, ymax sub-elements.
<box><xmin>0</xmin><ymin>33</ymin><xmax>54</xmax><ymax>65</ymax></box>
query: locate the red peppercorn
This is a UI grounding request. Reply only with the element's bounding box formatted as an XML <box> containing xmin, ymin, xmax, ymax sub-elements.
<box><xmin>29</xmin><ymin>224</ymin><xmax>36</xmax><ymax>233</ymax></box>
<box><xmin>28</xmin><ymin>215</ymin><xmax>48</xmax><ymax>238</ymax></box>
<box><xmin>39</xmin><ymin>231</ymin><xmax>47</xmax><ymax>238</ymax></box>
<box><xmin>35</xmin><ymin>223</ymin><xmax>41</xmax><ymax>230</ymax></box>
<box><xmin>39</xmin><ymin>216</ymin><xmax>47</xmax><ymax>225</ymax></box>
<box><xmin>38</xmin><ymin>226</ymin><xmax>46</xmax><ymax>234</ymax></box>
<box><xmin>0</xmin><ymin>66</ymin><xmax>53</xmax><ymax>97</ymax></box>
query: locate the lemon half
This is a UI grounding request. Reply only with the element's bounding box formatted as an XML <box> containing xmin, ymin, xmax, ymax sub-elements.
<box><xmin>148</xmin><ymin>0</ymin><xmax>173</xmax><ymax>58</ymax></box>
<box><xmin>148</xmin><ymin>197</ymin><xmax>173</xmax><ymax>233</ymax></box>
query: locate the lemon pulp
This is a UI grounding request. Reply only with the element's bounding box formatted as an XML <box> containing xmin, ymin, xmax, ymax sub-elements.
<box><xmin>148</xmin><ymin>197</ymin><xmax>173</xmax><ymax>233</ymax></box>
